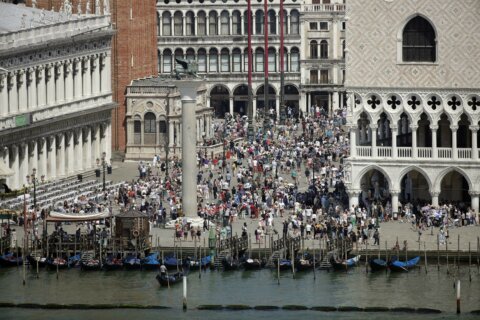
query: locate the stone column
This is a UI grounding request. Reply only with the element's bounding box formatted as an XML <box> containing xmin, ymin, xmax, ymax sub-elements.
<box><xmin>0</xmin><ymin>74</ymin><xmax>7</xmax><ymax>116</ymax></box>
<box><xmin>275</xmin><ymin>95</ymin><xmax>280</xmax><ymax>119</ymax></box>
<box><xmin>11</xmin><ymin>145</ymin><xmax>19</xmax><ymax>189</ymax></box>
<box><xmin>18</xmin><ymin>70</ymin><xmax>27</xmax><ymax>112</ymax></box>
<box><xmin>349</xmin><ymin>125</ymin><xmax>357</xmax><ymax>157</ymax></box>
<box><xmin>101</xmin><ymin>53</ymin><xmax>112</xmax><ymax>94</ymax></box>
<box><xmin>391</xmin><ymin>191</ymin><xmax>400</xmax><ymax>214</ymax></box>
<box><xmin>253</xmin><ymin>97</ymin><xmax>257</xmax><ymax>119</ymax></box>
<box><xmin>64</xmin><ymin>60</ymin><xmax>74</xmax><ymax>102</ymax></box>
<box><xmin>66</xmin><ymin>132</ymin><xmax>74</xmax><ymax>175</ymax></box>
<box><xmin>411</xmin><ymin>125</ymin><xmax>418</xmax><ymax>158</ymax></box>
<box><xmin>371</xmin><ymin>125</ymin><xmax>377</xmax><ymax>157</ymax></box>
<box><xmin>431</xmin><ymin>191</ymin><xmax>440</xmax><ymax>207</ymax></box>
<box><xmin>27</xmin><ymin>68</ymin><xmax>37</xmax><ymax>109</ymax></box>
<box><xmin>76</xmin><ymin>129</ymin><xmax>84</xmax><ymax>172</ymax></box>
<box><xmin>83</xmin><ymin>56</ymin><xmax>92</xmax><ymax>97</ymax></box>
<box><xmin>471</xmin><ymin>126</ymin><xmax>478</xmax><ymax>160</ymax></box>
<box><xmin>48</xmin><ymin>136</ymin><xmax>57</xmax><ymax>179</ymax></box>
<box><xmin>84</xmin><ymin>127</ymin><xmax>92</xmax><ymax>169</ymax></box>
<box><xmin>73</xmin><ymin>58</ymin><xmax>82</xmax><ymax>99</ymax></box>
<box><xmin>348</xmin><ymin>189</ymin><xmax>360</xmax><ymax>208</ymax></box>
<box><xmin>431</xmin><ymin>126</ymin><xmax>438</xmax><ymax>159</ymax></box>
<box><xmin>105</xmin><ymin>121</ymin><xmax>112</xmax><ymax>164</ymax></box>
<box><xmin>177</xmin><ymin>80</ymin><xmax>202</xmax><ymax>217</ymax></box>
<box><xmin>91</xmin><ymin>55</ymin><xmax>101</xmax><ymax>96</ymax></box>
<box><xmin>8</xmin><ymin>72</ymin><xmax>18</xmax><ymax>114</ymax></box>
<box><xmin>39</xmin><ymin>138</ymin><xmax>47</xmax><ymax>179</ymax></box>
<box><xmin>57</xmin><ymin>134</ymin><xmax>66</xmax><ymax>177</ymax></box>
<box><xmin>229</xmin><ymin>97</ymin><xmax>234</xmax><ymax>115</ymax></box>
<box><xmin>391</xmin><ymin>126</ymin><xmax>398</xmax><ymax>158</ymax></box>
<box><xmin>36</xmin><ymin>66</ymin><xmax>46</xmax><ymax>108</ymax></box>
<box><xmin>332</xmin><ymin>19</ymin><xmax>338</xmax><ymax>59</ymax></box>
<box><xmin>469</xmin><ymin>191</ymin><xmax>480</xmax><ymax>213</ymax></box>
<box><xmin>55</xmin><ymin>62</ymin><xmax>65</xmax><ymax>103</ymax></box>
<box><xmin>29</xmin><ymin>140</ymin><xmax>38</xmax><ymax>175</ymax></box>
<box><xmin>46</xmin><ymin>65</ymin><xmax>55</xmax><ymax>106</ymax></box>
<box><xmin>3</xmin><ymin>146</ymin><xmax>10</xmax><ymax>188</ymax></box>
<box><xmin>19</xmin><ymin>143</ymin><xmax>28</xmax><ymax>187</ymax></box>
<box><xmin>451</xmin><ymin>125</ymin><xmax>458</xmax><ymax>160</ymax></box>
<box><xmin>94</xmin><ymin>124</ymin><xmax>101</xmax><ymax>164</ymax></box>
<box><xmin>169</xmin><ymin>121</ymin><xmax>175</xmax><ymax>147</ymax></box>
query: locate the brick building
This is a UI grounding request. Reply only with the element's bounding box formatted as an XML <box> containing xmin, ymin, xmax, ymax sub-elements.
<box><xmin>25</xmin><ymin>0</ymin><xmax>158</xmax><ymax>155</ymax></box>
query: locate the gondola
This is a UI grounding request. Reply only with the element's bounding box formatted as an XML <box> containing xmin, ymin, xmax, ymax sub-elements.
<box><xmin>243</xmin><ymin>258</ymin><xmax>264</xmax><ymax>270</ymax></box>
<box><xmin>81</xmin><ymin>259</ymin><xmax>102</xmax><ymax>271</ymax></box>
<box><xmin>185</xmin><ymin>255</ymin><xmax>211</xmax><ymax>271</ymax></box>
<box><xmin>104</xmin><ymin>257</ymin><xmax>124</xmax><ymax>271</ymax></box>
<box><xmin>0</xmin><ymin>253</ymin><xmax>23</xmax><ymax>267</ymax></box>
<box><xmin>142</xmin><ymin>253</ymin><xmax>161</xmax><ymax>270</ymax></box>
<box><xmin>222</xmin><ymin>256</ymin><xmax>241</xmax><ymax>271</ymax></box>
<box><xmin>278</xmin><ymin>259</ymin><xmax>293</xmax><ymax>271</ymax></box>
<box><xmin>46</xmin><ymin>257</ymin><xmax>68</xmax><ymax>269</ymax></box>
<box><xmin>123</xmin><ymin>255</ymin><xmax>142</xmax><ymax>270</ymax></box>
<box><xmin>389</xmin><ymin>256</ymin><xmax>420</xmax><ymax>272</ymax></box>
<box><xmin>369</xmin><ymin>258</ymin><xmax>388</xmax><ymax>272</ymax></box>
<box><xmin>296</xmin><ymin>258</ymin><xmax>316</xmax><ymax>272</ymax></box>
<box><xmin>156</xmin><ymin>272</ymin><xmax>184</xmax><ymax>287</ymax></box>
<box><xmin>68</xmin><ymin>254</ymin><xmax>81</xmax><ymax>268</ymax></box>
<box><xmin>330</xmin><ymin>255</ymin><xmax>361</xmax><ymax>271</ymax></box>
<box><xmin>27</xmin><ymin>255</ymin><xmax>48</xmax><ymax>268</ymax></box>
<box><xmin>163</xmin><ymin>256</ymin><xmax>180</xmax><ymax>270</ymax></box>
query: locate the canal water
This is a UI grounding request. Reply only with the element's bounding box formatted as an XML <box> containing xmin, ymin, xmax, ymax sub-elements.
<box><xmin>0</xmin><ymin>265</ymin><xmax>479</xmax><ymax>319</ymax></box>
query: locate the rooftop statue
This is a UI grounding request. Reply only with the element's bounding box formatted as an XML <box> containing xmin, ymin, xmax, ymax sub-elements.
<box><xmin>174</xmin><ymin>58</ymin><xmax>199</xmax><ymax>80</ymax></box>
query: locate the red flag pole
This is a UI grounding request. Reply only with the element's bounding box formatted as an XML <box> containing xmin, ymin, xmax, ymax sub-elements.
<box><xmin>280</xmin><ymin>0</ymin><xmax>285</xmax><ymax>124</ymax></box>
<box><xmin>263</xmin><ymin>0</ymin><xmax>269</xmax><ymax>131</ymax></box>
<box><xmin>247</xmin><ymin>0</ymin><xmax>254</xmax><ymax>141</ymax></box>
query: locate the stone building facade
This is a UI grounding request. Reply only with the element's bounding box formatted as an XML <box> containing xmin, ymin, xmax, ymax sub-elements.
<box><xmin>124</xmin><ymin>77</ymin><xmax>212</xmax><ymax>160</ymax></box>
<box><xmin>344</xmin><ymin>0</ymin><xmax>480</xmax><ymax>213</ymax></box>
<box><xmin>0</xmin><ymin>3</ymin><xmax>115</xmax><ymax>190</ymax></box>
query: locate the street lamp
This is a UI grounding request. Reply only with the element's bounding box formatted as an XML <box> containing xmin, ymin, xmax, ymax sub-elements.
<box><xmin>96</xmin><ymin>152</ymin><xmax>107</xmax><ymax>191</ymax></box>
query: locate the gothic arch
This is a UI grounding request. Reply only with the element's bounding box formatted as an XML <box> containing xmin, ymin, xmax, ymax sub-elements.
<box><xmin>352</xmin><ymin>164</ymin><xmax>393</xmax><ymax>191</ymax></box>
<box><xmin>434</xmin><ymin>167</ymin><xmax>473</xmax><ymax>192</ymax></box>
<box><xmin>397</xmin><ymin>165</ymin><xmax>433</xmax><ymax>191</ymax></box>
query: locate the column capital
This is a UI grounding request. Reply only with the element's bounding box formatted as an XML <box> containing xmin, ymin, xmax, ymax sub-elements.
<box><xmin>36</xmin><ymin>65</ymin><xmax>44</xmax><ymax>81</ymax></box>
<box><xmin>17</xmin><ymin>69</ymin><xmax>25</xmax><ymax>86</ymax></box>
<box><xmin>468</xmin><ymin>190</ymin><xmax>480</xmax><ymax>197</ymax></box>
<box><xmin>430</xmin><ymin>125</ymin><xmax>438</xmax><ymax>131</ymax></box>
<box><xmin>470</xmin><ymin>125</ymin><xmax>479</xmax><ymax>132</ymax></box>
<box><xmin>430</xmin><ymin>191</ymin><xmax>440</xmax><ymax>197</ymax></box>
<box><xmin>409</xmin><ymin>124</ymin><xmax>418</xmax><ymax>130</ymax></box>
<box><xmin>64</xmin><ymin>60</ymin><xmax>72</xmax><ymax>74</ymax></box>
<box><xmin>0</xmin><ymin>73</ymin><xmax>5</xmax><ymax>89</ymax></box>
<box><xmin>450</xmin><ymin>125</ymin><xmax>459</xmax><ymax>132</ymax></box>
<box><xmin>390</xmin><ymin>190</ymin><xmax>400</xmax><ymax>196</ymax></box>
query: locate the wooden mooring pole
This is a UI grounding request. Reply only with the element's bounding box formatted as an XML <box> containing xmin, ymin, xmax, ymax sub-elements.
<box><xmin>468</xmin><ymin>242</ymin><xmax>472</xmax><ymax>282</ymax></box>
<box><xmin>437</xmin><ymin>238</ymin><xmax>440</xmax><ymax>271</ymax></box>
<box><xmin>424</xmin><ymin>242</ymin><xmax>428</xmax><ymax>274</ymax></box>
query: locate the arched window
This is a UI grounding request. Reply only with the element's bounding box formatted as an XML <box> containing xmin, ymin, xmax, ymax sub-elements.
<box><xmin>174</xmin><ymin>11</ymin><xmax>183</xmax><ymax>36</ymax></box>
<box><xmin>157</xmin><ymin>12</ymin><xmax>160</xmax><ymax>36</ymax></box>
<box><xmin>402</xmin><ymin>16</ymin><xmax>436</xmax><ymax>62</ymax></box>
<box><xmin>244</xmin><ymin>10</ymin><xmax>251</xmax><ymax>36</ymax></box>
<box><xmin>342</xmin><ymin>40</ymin><xmax>346</xmax><ymax>59</ymax></box>
<box><xmin>163</xmin><ymin>49</ymin><xmax>172</xmax><ymax>73</ymax></box>
<box><xmin>320</xmin><ymin>40</ymin><xmax>328</xmax><ymax>59</ymax></box>
<box><xmin>232</xmin><ymin>11</ymin><xmax>241</xmax><ymax>35</ymax></box>
<box><xmin>268</xmin><ymin>10</ymin><xmax>276</xmax><ymax>35</ymax></box>
<box><xmin>209</xmin><ymin>48</ymin><xmax>218</xmax><ymax>72</ymax></box>
<box><xmin>255</xmin><ymin>48</ymin><xmax>264</xmax><ymax>72</ymax></box>
<box><xmin>220</xmin><ymin>11</ymin><xmax>229</xmax><ymax>35</ymax></box>
<box><xmin>157</xmin><ymin>49</ymin><xmax>161</xmax><ymax>73</ymax></box>
<box><xmin>174</xmin><ymin>49</ymin><xmax>184</xmax><ymax>71</ymax></box>
<box><xmin>198</xmin><ymin>48</ymin><xmax>207</xmax><ymax>72</ymax></box>
<box><xmin>197</xmin><ymin>11</ymin><xmax>206</xmax><ymax>36</ymax></box>
<box><xmin>159</xmin><ymin>120</ymin><xmax>167</xmax><ymax>134</ymax></box>
<box><xmin>290</xmin><ymin>10</ymin><xmax>299</xmax><ymax>35</ymax></box>
<box><xmin>185</xmin><ymin>11</ymin><xmax>195</xmax><ymax>36</ymax></box>
<box><xmin>244</xmin><ymin>48</ymin><xmax>250</xmax><ymax>72</ymax></box>
<box><xmin>134</xmin><ymin>117</ymin><xmax>141</xmax><ymax>145</ymax></box>
<box><xmin>162</xmin><ymin>12</ymin><xmax>171</xmax><ymax>36</ymax></box>
<box><xmin>209</xmin><ymin>11</ymin><xmax>218</xmax><ymax>35</ymax></box>
<box><xmin>186</xmin><ymin>48</ymin><xmax>195</xmax><ymax>61</ymax></box>
<box><xmin>233</xmin><ymin>48</ymin><xmax>242</xmax><ymax>72</ymax></box>
<box><xmin>221</xmin><ymin>48</ymin><xmax>230</xmax><ymax>72</ymax></box>
<box><xmin>144</xmin><ymin>112</ymin><xmax>157</xmax><ymax>145</ymax></box>
<box><xmin>268</xmin><ymin>47</ymin><xmax>276</xmax><ymax>72</ymax></box>
<box><xmin>281</xmin><ymin>47</ymin><xmax>288</xmax><ymax>71</ymax></box>
<box><xmin>310</xmin><ymin>40</ymin><xmax>318</xmax><ymax>59</ymax></box>
<box><xmin>255</xmin><ymin>10</ymin><xmax>264</xmax><ymax>35</ymax></box>
<box><xmin>290</xmin><ymin>47</ymin><xmax>300</xmax><ymax>72</ymax></box>
<box><xmin>282</xmin><ymin>10</ymin><xmax>288</xmax><ymax>35</ymax></box>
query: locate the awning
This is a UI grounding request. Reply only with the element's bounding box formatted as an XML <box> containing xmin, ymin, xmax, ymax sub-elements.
<box><xmin>0</xmin><ymin>162</ymin><xmax>14</xmax><ymax>179</ymax></box>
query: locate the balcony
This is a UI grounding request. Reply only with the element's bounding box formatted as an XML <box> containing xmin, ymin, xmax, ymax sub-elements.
<box><xmin>354</xmin><ymin>146</ymin><xmax>480</xmax><ymax>161</ymax></box>
<box><xmin>303</xmin><ymin>4</ymin><xmax>346</xmax><ymax>13</ymax></box>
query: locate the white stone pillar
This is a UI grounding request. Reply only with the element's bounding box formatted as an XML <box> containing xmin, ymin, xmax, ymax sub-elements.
<box><xmin>57</xmin><ymin>134</ymin><xmax>66</xmax><ymax>177</ymax></box>
<box><xmin>66</xmin><ymin>131</ymin><xmax>75</xmax><ymax>174</ymax></box>
<box><xmin>27</xmin><ymin>68</ymin><xmax>37</xmax><ymax>109</ymax></box>
<box><xmin>19</xmin><ymin>143</ymin><xmax>28</xmax><ymax>187</ymax></box>
<box><xmin>391</xmin><ymin>191</ymin><xmax>400</xmax><ymax>214</ymax></box>
<box><xmin>3</xmin><ymin>146</ymin><xmax>10</xmax><ymax>188</ymax></box>
<box><xmin>451</xmin><ymin>125</ymin><xmax>458</xmax><ymax>160</ymax></box>
<box><xmin>55</xmin><ymin>62</ymin><xmax>65</xmax><ymax>103</ymax></box>
<box><xmin>348</xmin><ymin>190</ymin><xmax>360</xmax><ymax>208</ymax></box>
<box><xmin>431</xmin><ymin>191</ymin><xmax>440</xmax><ymax>207</ymax></box>
<box><xmin>8</xmin><ymin>72</ymin><xmax>18</xmax><ymax>114</ymax></box>
<box><xmin>29</xmin><ymin>140</ymin><xmax>38</xmax><ymax>176</ymax></box>
<box><xmin>350</xmin><ymin>126</ymin><xmax>357</xmax><ymax>157</ymax></box>
<box><xmin>472</xmin><ymin>126</ymin><xmax>478</xmax><ymax>160</ymax></box>
<box><xmin>371</xmin><ymin>125</ymin><xmax>377</xmax><ymax>157</ymax></box>
<box><xmin>83</xmin><ymin>57</ymin><xmax>92</xmax><ymax>97</ymax></box>
<box><xmin>470</xmin><ymin>191</ymin><xmax>480</xmax><ymax>213</ymax></box>
<box><xmin>76</xmin><ymin>129</ymin><xmax>84</xmax><ymax>172</ymax></box>
<box><xmin>275</xmin><ymin>95</ymin><xmax>280</xmax><ymax>119</ymax></box>
<box><xmin>11</xmin><ymin>145</ymin><xmax>19</xmax><ymax>189</ymax></box>
<box><xmin>169</xmin><ymin>121</ymin><xmax>175</xmax><ymax>147</ymax></box>
<box><xmin>431</xmin><ymin>126</ymin><xmax>438</xmax><ymax>159</ymax></box>
<box><xmin>48</xmin><ymin>136</ymin><xmax>57</xmax><ymax>179</ymax></box>
<box><xmin>94</xmin><ymin>124</ymin><xmax>101</xmax><ymax>164</ymax></box>
<box><xmin>253</xmin><ymin>97</ymin><xmax>257</xmax><ymax>119</ymax></box>
<box><xmin>332</xmin><ymin>19</ymin><xmax>338</xmax><ymax>59</ymax></box>
<box><xmin>105</xmin><ymin>121</ymin><xmax>112</xmax><ymax>164</ymax></box>
<box><xmin>84</xmin><ymin>127</ymin><xmax>92</xmax><ymax>169</ymax></box>
<box><xmin>18</xmin><ymin>70</ymin><xmax>27</xmax><ymax>112</ymax></box>
<box><xmin>73</xmin><ymin>59</ymin><xmax>82</xmax><ymax>99</ymax></box>
<box><xmin>46</xmin><ymin>65</ymin><xmax>55</xmax><ymax>106</ymax></box>
<box><xmin>36</xmin><ymin>66</ymin><xmax>46</xmax><ymax>108</ymax></box>
<box><xmin>39</xmin><ymin>138</ymin><xmax>47</xmax><ymax>179</ymax></box>
<box><xmin>177</xmin><ymin>80</ymin><xmax>202</xmax><ymax>217</ymax></box>
<box><xmin>101</xmin><ymin>53</ymin><xmax>112</xmax><ymax>94</ymax></box>
<box><xmin>0</xmin><ymin>74</ymin><xmax>7</xmax><ymax>116</ymax></box>
<box><xmin>229</xmin><ymin>97</ymin><xmax>234</xmax><ymax>115</ymax></box>
<box><xmin>411</xmin><ymin>125</ymin><xmax>418</xmax><ymax>158</ymax></box>
<box><xmin>91</xmin><ymin>55</ymin><xmax>101</xmax><ymax>96</ymax></box>
<box><xmin>64</xmin><ymin>60</ymin><xmax>74</xmax><ymax>102</ymax></box>
<box><xmin>391</xmin><ymin>126</ymin><xmax>398</xmax><ymax>158</ymax></box>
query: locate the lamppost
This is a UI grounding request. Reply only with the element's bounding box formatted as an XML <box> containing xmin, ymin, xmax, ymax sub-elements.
<box><xmin>96</xmin><ymin>152</ymin><xmax>107</xmax><ymax>191</ymax></box>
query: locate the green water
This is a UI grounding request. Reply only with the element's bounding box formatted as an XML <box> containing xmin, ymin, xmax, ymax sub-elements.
<box><xmin>0</xmin><ymin>265</ymin><xmax>479</xmax><ymax>319</ymax></box>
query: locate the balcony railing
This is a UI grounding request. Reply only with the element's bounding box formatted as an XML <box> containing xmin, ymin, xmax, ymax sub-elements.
<box><xmin>417</xmin><ymin>147</ymin><xmax>432</xmax><ymax>158</ymax></box>
<box><xmin>357</xmin><ymin>146</ymin><xmax>371</xmax><ymax>157</ymax></box>
<box><xmin>397</xmin><ymin>147</ymin><xmax>412</xmax><ymax>158</ymax></box>
<box><xmin>355</xmin><ymin>146</ymin><xmax>479</xmax><ymax>161</ymax></box>
<box><xmin>377</xmin><ymin>147</ymin><xmax>392</xmax><ymax>158</ymax></box>
<box><xmin>303</xmin><ymin>4</ymin><xmax>346</xmax><ymax>12</ymax></box>
<box><xmin>437</xmin><ymin>148</ymin><xmax>452</xmax><ymax>159</ymax></box>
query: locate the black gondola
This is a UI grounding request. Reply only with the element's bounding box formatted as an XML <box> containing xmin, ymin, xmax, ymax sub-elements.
<box><xmin>222</xmin><ymin>256</ymin><xmax>241</xmax><ymax>271</ymax></box>
<box><xmin>243</xmin><ymin>258</ymin><xmax>264</xmax><ymax>270</ymax></box>
<box><xmin>81</xmin><ymin>259</ymin><xmax>102</xmax><ymax>271</ymax></box>
<box><xmin>156</xmin><ymin>272</ymin><xmax>184</xmax><ymax>286</ymax></box>
<box><xmin>46</xmin><ymin>257</ymin><xmax>68</xmax><ymax>269</ymax></box>
<box><xmin>104</xmin><ymin>257</ymin><xmax>124</xmax><ymax>271</ymax></box>
<box><xmin>369</xmin><ymin>258</ymin><xmax>388</xmax><ymax>272</ymax></box>
<box><xmin>330</xmin><ymin>256</ymin><xmax>360</xmax><ymax>271</ymax></box>
<box><xmin>123</xmin><ymin>256</ymin><xmax>142</xmax><ymax>270</ymax></box>
<box><xmin>142</xmin><ymin>253</ymin><xmax>161</xmax><ymax>270</ymax></box>
<box><xmin>27</xmin><ymin>255</ymin><xmax>48</xmax><ymax>268</ymax></box>
<box><xmin>295</xmin><ymin>258</ymin><xmax>316</xmax><ymax>272</ymax></box>
<box><xmin>0</xmin><ymin>253</ymin><xmax>22</xmax><ymax>267</ymax></box>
